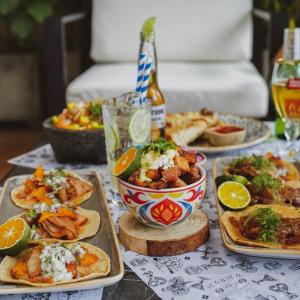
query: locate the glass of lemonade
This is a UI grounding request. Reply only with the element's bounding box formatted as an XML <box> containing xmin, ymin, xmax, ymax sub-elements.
<box><xmin>102</xmin><ymin>92</ymin><xmax>151</xmax><ymax>190</ymax></box>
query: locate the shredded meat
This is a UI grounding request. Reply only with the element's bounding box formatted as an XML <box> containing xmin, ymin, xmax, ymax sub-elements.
<box><xmin>277</xmin><ymin>218</ymin><xmax>300</xmax><ymax>245</ymax></box>
<box><xmin>27</xmin><ymin>247</ymin><xmax>42</xmax><ymax>278</ymax></box>
<box><xmin>67</xmin><ymin>176</ymin><xmax>92</xmax><ymax>198</ymax></box>
<box><xmin>280</xmin><ymin>185</ymin><xmax>300</xmax><ymax>207</ymax></box>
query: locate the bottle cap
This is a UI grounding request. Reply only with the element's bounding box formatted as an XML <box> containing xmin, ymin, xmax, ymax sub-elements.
<box><xmin>283</xmin><ymin>28</ymin><xmax>300</xmax><ymax>60</ymax></box>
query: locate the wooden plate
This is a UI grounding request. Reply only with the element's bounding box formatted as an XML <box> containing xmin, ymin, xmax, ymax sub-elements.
<box><xmin>0</xmin><ymin>170</ymin><xmax>124</xmax><ymax>294</ymax></box>
<box><xmin>188</xmin><ymin>115</ymin><xmax>271</xmax><ymax>153</ymax></box>
<box><xmin>212</xmin><ymin>157</ymin><xmax>300</xmax><ymax>259</ymax></box>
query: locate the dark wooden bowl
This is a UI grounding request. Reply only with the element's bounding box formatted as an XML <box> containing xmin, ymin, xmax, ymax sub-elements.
<box><xmin>43</xmin><ymin>118</ymin><xmax>107</xmax><ymax>164</ymax></box>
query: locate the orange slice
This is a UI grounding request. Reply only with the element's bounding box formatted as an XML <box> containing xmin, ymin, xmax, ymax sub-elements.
<box><xmin>113</xmin><ymin>147</ymin><xmax>141</xmax><ymax>179</ymax></box>
<box><xmin>0</xmin><ymin>218</ymin><xmax>31</xmax><ymax>256</ymax></box>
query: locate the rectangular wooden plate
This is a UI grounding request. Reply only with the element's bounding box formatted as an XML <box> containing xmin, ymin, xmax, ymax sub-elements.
<box><xmin>213</xmin><ymin>157</ymin><xmax>300</xmax><ymax>259</ymax></box>
<box><xmin>0</xmin><ymin>170</ymin><xmax>124</xmax><ymax>294</ymax></box>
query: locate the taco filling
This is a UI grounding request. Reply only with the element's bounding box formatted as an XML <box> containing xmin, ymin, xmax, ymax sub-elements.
<box><xmin>229</xmin><ymin>207</ymin><xmax>300</xmax><ymax>246</ymax></box>
<box><xmin>26</xmin><ymin>203</ymin><xmax>89</xmax><ymax>240</ymax></box>
<box><xmin>227</xmin><ymin>153</ymin><xmax>299</xmax><ymax>181</ymax></box>
<box><xmin>10</xmin><ymin>243</ymin><xmax>102</xmax><ymax>284</ymax></box>
<box><xmin>13</xmin><ymin>166</ymin><xmax>93</xmax><ymax>207</ymax></box>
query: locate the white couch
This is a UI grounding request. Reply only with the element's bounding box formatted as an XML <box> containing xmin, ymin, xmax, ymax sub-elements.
<box><xmin>66</xmin><ymin>0</ymin><xmax>269</xmax><ymax>117</ymax></box>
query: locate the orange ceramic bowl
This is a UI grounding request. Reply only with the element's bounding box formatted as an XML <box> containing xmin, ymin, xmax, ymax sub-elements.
<box><xmin>118</xmin><ymin>165</ymin><xmax>206</xmax><ymax>228</ymax></box>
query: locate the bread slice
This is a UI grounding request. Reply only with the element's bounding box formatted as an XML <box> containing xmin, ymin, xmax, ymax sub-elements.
<box><xmin>166</xmin><ymin>109</ymin><xmax>218</xmax><ymax>145</ymax></box>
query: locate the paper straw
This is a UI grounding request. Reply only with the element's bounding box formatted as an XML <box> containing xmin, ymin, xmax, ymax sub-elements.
<box><xmin>136</xmin><ymin>53</ymin><xmax>147</xmax><ymax>94</ymax></box>
<box><xmin>140</xmin><ymin>57</ymin><xmax>152</xmax><ymax>104</ymax></box>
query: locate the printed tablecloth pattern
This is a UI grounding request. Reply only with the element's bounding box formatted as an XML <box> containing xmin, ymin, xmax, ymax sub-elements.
<box><xmin>6</xmin><ymin>134</ymin><xmax>300</xmax><ymax>300</ymax></box>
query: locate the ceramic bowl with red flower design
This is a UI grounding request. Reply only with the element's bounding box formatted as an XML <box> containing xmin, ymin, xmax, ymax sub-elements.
<box><xmin>118</xmin><ymin>165</ymin><xmax>206</xmax><ymax>228</ymax></box>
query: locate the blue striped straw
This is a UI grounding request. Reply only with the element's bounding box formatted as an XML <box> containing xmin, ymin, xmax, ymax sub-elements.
<box><xmin>140</xmin><ymin>57</ymin><xmax>152</xmax><ymax>104</ymax></box>
<box><xmin>136</xmin><ymin>53</ymin><xmax>147</xmax><ymax>94</ymax></box>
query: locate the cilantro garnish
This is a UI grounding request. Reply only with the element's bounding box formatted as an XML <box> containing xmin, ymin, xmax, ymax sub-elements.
<box><xmin>143</xmin><ymin>138</ymin><xmax>176</xmax><ymax>154</ymax></box>
<box><xmin>26</xmin><ymin>209</ymin><xmax>38</xmax><ymax>221</ymax></box>
<box><xmin>232</xmin><ymin>155</ymin><xmax>275</xmax><ymax>171</ymax></box>
<box><xmin>252</xmin><ymin>172</ymin><xmax>281</xmax><ymax>192</ymax></box>
<box><xmin>245</xmin><ymin>207</ymin><xmax>282</xmax><ymax>242</ymax></box>
<box><xmin>251</xmin><ymin>156</ymin><xmax>275</xmax><ymax>171</ymax></box>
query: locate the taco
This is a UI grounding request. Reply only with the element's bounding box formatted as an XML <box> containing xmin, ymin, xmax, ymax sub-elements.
<box><xmin>15</xmin><ymin>203</ymin><xmax>100</xmax><ymax>242</ymax></box>
<box><xmin>0</xmin><ymin>242</ymin><xmax>110</xmax><ymax>286</ymax></box>
<box><xmin>221</xmin><ymin>204</ymin><xmax>300</xmax><ymax>250</ymax></box>
<box><xmin>224</xmin><ymin>153</ymin><xmax>299</xmax><ymax>181</ymax></box>
<box><xmin>11</xmin><ymin>166</ymin><xmax>93</xmax><ymax>209</ymax></box>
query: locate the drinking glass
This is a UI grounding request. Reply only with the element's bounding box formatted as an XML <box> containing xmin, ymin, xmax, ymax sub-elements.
<box><xmin>102</xmin><ymin>92</ymin><xmax>151</xmax><ymax>191</ymax></box>
<box><xmin>272</xmin><ymin>59</ymin><xmax>300</xmax><ymax>157</ymax></box>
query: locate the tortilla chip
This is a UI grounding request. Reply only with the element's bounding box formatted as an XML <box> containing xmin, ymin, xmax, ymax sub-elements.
<box><xmin>221</xmin><ymin>204</ymin><xmax>300</xmax><ymax>250</ymax></box>
<box><xmin>11</xmin><ymin>172</ymin><xmax>93</xmax><ymax>209</ymax></box>
<box><xmin>11</xmin><ymin>207</ymin><xmax>100</xmax><ymax>243</ymax></box>
<box><xmin>0</xmin><ymin>242</ymin><xmax>110</xmax><ymax>287</ymax></box>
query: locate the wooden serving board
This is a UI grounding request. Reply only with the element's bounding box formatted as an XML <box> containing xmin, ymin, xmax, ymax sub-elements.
<box><xmin>119</xmin><ymin>209</ymin><xmax>209</xmax><ymax>256</ymax></box>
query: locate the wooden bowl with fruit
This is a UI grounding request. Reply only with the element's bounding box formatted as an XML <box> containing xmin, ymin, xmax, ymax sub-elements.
<box><xmin>43</xmin><ymin>101</ymin><xmax>107</xmax><ymax>164</ymax></box>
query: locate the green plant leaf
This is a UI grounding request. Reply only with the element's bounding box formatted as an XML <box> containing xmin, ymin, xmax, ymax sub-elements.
<box><xmin>27</xmin><ymin>0</ymin><xmax>53</xmax><ymax>23</ymax></box>
<box><xmin>0</xmin><ymin>0</ymin><xmax>19</xmax><ymax>16</ymax></box>
<box><xmin>10</xmin><ymin>13</ymin><xmax>33</xmax><ymax>40</ymax></box>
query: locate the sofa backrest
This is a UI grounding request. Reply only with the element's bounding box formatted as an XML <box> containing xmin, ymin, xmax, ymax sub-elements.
<box><xmin>91</xmin><ymin>0</ymin><xmax>252</xmax><ymax>63</ymax></box>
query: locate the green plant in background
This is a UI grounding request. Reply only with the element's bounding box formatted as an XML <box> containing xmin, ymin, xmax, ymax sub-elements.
<box><xmin>255</xmin><ymin>0</ymin><xmax>300</xmax><ymax>24</ymax></box>
<box><xmin>0</xmin><ymin>0</ymin><xmax>53</xmax><ymax>41</ymax></box>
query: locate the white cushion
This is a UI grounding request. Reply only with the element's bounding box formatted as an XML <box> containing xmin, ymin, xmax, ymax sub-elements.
<box><xmin>67</xmin><ymin>62</ymin><xmax>268</xmax><ymax>117</ymax></box>
<box><xmin>91</xmin><ymin>0</ymin><xmax>252</xmax><ymax>62</ymax></box>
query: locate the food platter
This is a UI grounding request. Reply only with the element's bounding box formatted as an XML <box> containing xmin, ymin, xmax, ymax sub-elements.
<box><xmin>213</xmin><ymin>157</ymin><xmax>300</xmax><ymax>259</ymax></box>
<box><xmin>0</xmin><ymin>170</ymin><xmax>124</xmax><ymax>294</ymax></box>
<box><xmin>189</xmin><ymin>115</ymin><xmax>271</xmax><ymax>153</ymax></box>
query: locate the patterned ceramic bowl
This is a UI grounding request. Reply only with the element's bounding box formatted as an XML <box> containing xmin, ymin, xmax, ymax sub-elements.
<box><xmin>118</xmin><ymin>165</ymin><xmax>206</xmax><ymax>228</ymax></box>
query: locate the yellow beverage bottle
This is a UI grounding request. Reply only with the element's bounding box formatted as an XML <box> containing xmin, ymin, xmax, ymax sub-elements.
<box><xmin>139</xmin><ymin>18</ymin><xmax>166</xmax><ymax>140</ymax></box>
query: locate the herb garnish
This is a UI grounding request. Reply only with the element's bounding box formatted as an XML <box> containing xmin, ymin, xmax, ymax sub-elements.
<box><xmin>251</xmin><ymin>156</ymin><xmax>275</xmax><ymax>171</ymax></box>
<box><xmin>252</xmin><ymin>172</ymin><xmax>281</xmax><ymax>192</ymax></box>
<box><xmin>26</xmin><ymin>209</ymin><xmax>38</xmax><ymax>221</ymax></box>
<box><xmin>232</xmin><ymin>155</ymin><xmax>276</xmax><ymax>171</ymax></box>
<box><xmin>245</xmin><ymin>207</ymin><xmax>282</xmax><ymax>242</ymax></box>
<box><xmin>88</xmin><ymin>102</ymin><xmax>102</xmax><ymax>118</ymax></box>
<box><xmin>142</xmin><ymin>138</ymin><xmax>176</xmax><ymax>154</ymax></box>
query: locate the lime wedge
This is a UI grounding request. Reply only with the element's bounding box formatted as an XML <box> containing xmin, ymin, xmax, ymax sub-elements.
<box><xmin>0</xmin><ymin>218</ymin><xmax>31</xmax><ymax>256</ymax></box>
<box><xmin>142</xmin><ymin>17</ymin><xmax>156</xmax><ymax>40</ymax></box>
<box><xmin>104</xmin><ymin>121</ymin><xmax>120</xmax><ymax>153</ymax></box>
<box><xmin>129</xmin><ymin>109</ymin><xmax>151</xmax><ymax>144</ymax></box>
<box><xmin>113</xmin><ymin>147</ymin><xmax>141</xmax><ymax>179</ymax></box>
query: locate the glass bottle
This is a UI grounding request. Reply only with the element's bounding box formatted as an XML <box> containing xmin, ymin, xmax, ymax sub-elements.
<box><xmin>271</xmin><ymin>26</ymin><xmax>300</xmax><ymax>155</ymax></box>
<box><xmin>139</xmin><ymin>31</ymin><xmax>166</xmax><ymax>140</ymax></box>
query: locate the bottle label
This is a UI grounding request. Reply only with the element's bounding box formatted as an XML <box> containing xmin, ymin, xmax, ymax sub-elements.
<box><xmin>151</xmin><ymin>104</ymin><xmax>166</xmax><ymax>129</ymax></box>
<box><xmin>287</xmin><ymin>79</ymin><xmax>300</xmax><ymax>89</ymax></box>
<box><xmin>284</xmin><ymin>99</ymin><xmax>300</xmax><ymax>118</ymax></box>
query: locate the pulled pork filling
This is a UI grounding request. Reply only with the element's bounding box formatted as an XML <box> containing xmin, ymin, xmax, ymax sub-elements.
<box><xmin>229</xmin><ymin>216</ymin><xmax>300</xmax><ymax>245</ymax></box>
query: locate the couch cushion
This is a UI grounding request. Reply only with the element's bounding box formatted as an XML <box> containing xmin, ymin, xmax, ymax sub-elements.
<box><xmin>91</xmin><ymin>0</ymin><xmax>252</xmax><ymax>62</ymax></box>
<box><xmin>66</xmin><ymin>62</ymin><xmax>268</xmax><ymax>117</ymax></box>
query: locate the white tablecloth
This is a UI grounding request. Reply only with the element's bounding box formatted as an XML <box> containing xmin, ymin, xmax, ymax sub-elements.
<box><xmin>3</xmin><ymin>123</ymin><xmax>300</xmax><ymax>300</ymax></box>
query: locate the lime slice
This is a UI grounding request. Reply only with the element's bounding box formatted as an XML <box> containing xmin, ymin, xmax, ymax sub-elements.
<box><xmin>104</xmin><ymin>121</ymin><xmax>120</xmax><ymax>153</ymax></box>
<box><xmin>218</xmin><ymin>181</ymin><xmax>251</xmax><ymax>210</ymax></box>
<box><xmin>142</xmin><ymin>17</ymin><xmax>156</xmax><ymax>40</ymax></box>
<box><xmin>0</xmin><ymin>218</ymin><xmax>31</xmax><ymax>256</ymax></box>
<box><xmin>232</xmin><ymin>175</ymin><xmax>248</xmax><ymax>186</ymax></box>
<box><xmin>129</xmin><ymin>109</ymin><xmax>151</xmax><ymax>144</ymax></box>
<box><xmin>113</xmin><ymin>147</ymin><xmax>141</xmax><ymax>179</ymax></box>
<box><xmin>215</xmin><ymin>175</ymin><xmax>233</xmax><ymax>187</ymax></box>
